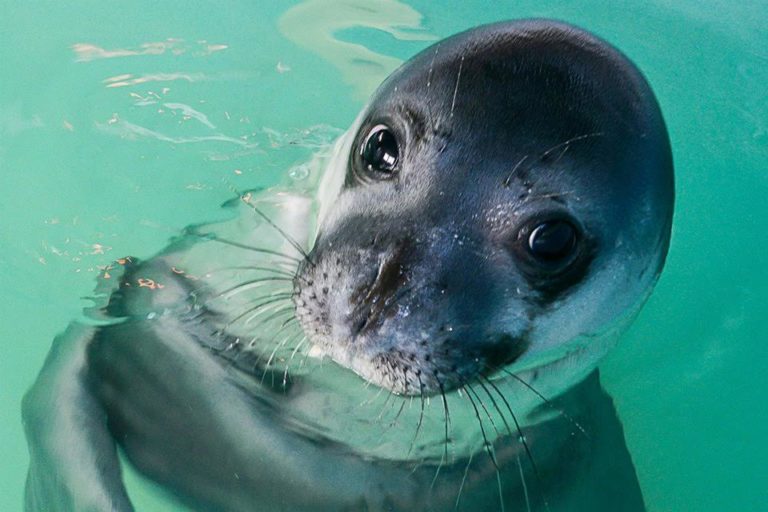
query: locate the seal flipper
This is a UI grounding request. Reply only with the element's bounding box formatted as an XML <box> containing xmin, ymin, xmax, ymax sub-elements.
<box><xmin>22</xmin><ymin>322</ymin><xmax>134</xmax><ymax>512</ymax></box>
<box><xmin>22</xmin><ymin>257</ymin><xmax>140</xmax><ymax>512</ymax></box>
<box><xmin>21</xmin><ymin>187</ymin><xmax>314</xmax><ymax>512</ymax></box>
<box><xmin>577</xmin><ymin>371</ymin><xmax>646</xmax><ymax>511</ymax></box>
<box><xmin>537</xmin><ymin>370</ymin><xmax>646</xmax><ymax>511</ymax></box>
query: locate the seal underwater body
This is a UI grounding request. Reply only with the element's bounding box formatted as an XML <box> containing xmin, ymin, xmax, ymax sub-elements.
<box><xmin>23</xmin><ymin>20</ymin><xmax>673</xmax><ymax>512</ymax></box>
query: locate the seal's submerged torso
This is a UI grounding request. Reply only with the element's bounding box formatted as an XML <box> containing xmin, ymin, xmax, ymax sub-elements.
<box><xmin>23</xmin><ymin>20</ymin><xmax>672</xmax><ymax>512</ymax></box>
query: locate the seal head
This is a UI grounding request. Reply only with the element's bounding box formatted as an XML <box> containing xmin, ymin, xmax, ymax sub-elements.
<box><xmin>294</xmin><ymin>20</ymin><xmax>673</xmax><ymax>396</ymax></box>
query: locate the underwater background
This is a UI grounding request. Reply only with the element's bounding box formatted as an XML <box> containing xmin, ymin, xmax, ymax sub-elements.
<box><xmin>1</xmin><ymin>0</ymin><xmax>766</xmax><ymax>510</ymax></box>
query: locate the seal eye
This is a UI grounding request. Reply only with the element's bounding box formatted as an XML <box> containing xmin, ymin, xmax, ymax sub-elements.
<box><xmin>513</xmin><ymin>216</ymin><xmax>593</xmax><ymax>300</ymax></box>
<box><xmin>360</xmin><ymin>125</ymin><xmax>399</xmax><ymax>176</ymax></box>
<box><xmin>527</xmin><ymin>220</ymin><xmax>578</xmax><ymax>264</ymax></box>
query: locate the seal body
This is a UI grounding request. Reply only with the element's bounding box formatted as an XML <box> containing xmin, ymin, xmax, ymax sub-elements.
<box><xmin>22</xmin><ymin>19</ymin><xmax>673</xmax><ymax>512</ymax></box>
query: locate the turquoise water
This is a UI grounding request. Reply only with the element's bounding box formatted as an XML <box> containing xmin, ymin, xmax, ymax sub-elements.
<box><xmin>1</xmin><ymin>1</ymin><xmax>766</xmax><ymax>510</ymax></box>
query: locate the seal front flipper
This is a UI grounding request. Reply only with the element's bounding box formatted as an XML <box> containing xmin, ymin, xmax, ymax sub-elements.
<box><xmin>82</xmin><ymin>260</ymin><xmax>425</xmax><ymax>512</ymax></box>
<box><xmin>22</xmin><ymin>322</ymin><xmax>134</xmax><ymax>512</ymax></box>
<box><xmin>21</xmin><ymin>188</ymin><xmax>315</xmax><ymax>511</ymax></box>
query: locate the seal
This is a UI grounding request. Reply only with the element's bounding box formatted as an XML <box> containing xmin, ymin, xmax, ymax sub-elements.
<box><xmin>22</xmin><ymin>19</ymin><xmax>673</xmax><ymax>512</ymax></box>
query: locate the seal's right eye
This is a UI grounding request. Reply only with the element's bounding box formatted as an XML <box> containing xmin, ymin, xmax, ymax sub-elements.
<box><xmin>360</xmin><ymin>125</ymin><xmax>399</xmax><ymax>176</ymax></box>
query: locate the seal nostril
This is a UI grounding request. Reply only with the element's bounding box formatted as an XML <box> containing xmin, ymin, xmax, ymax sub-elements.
<box><xmin>348</xmin><ymin>241</ymin><xmax>414</xmax><ymax>335</ymax></box>
<box><xmin>350</xmin><ymin>308</ymin><xmax>371</xmax><ymax>336</ymax></box>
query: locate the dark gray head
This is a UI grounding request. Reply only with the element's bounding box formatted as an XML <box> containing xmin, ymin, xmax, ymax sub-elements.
<box><xmin>294</xmin><ymin>20</ymin><xmax>673</xmax><ymax>396</ymax></box>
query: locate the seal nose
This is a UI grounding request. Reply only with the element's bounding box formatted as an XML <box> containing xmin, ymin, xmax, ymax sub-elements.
<box><xmin>348</xmin><ymin>240</ymin><xmax>412</xmax><ymax>336</ymax></box>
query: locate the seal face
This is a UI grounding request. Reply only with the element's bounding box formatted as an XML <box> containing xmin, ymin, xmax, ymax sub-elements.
<box><xmin>294</xmin><ymin>20</ymin><xmax>673</xmax><ymax>396</ymax></box>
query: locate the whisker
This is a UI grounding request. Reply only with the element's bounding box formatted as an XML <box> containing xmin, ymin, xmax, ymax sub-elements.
<box><xmin>263</xmin><ymin>313</ymin><xmax>301</xmax><ymax>349</ymax></box>
<box><xmin>282</xmin><ymin>337</ymin><xmax>307</xmax><ymax>388</ymax></box>
<box><xmin>439</xmin><ymin>379</ymin><xmax>452</xmax><ymax>463</ymax></box>
<box><xmin>521</xmin><ymin>164</ymin><xmax>569</xmax><ymax>201</ymax></box>
<box><xmin>260</xmin><ymin>331</ymin><xmax>302</xmax><ymax>385</ymax></box>
<box><xmin>429</xmin><ymin>375</ymin><xmax>451</xmax><ymax>491</ymax></box>
<box><xmin>280</xmin><ymin>315</ymin><xmax>298</xmax><ymax>328</ymax></box>
<box><xmin>477</xmin><ymin>377</ymin><xmax>515</xmax><ymax>439</ymax></box>
<box><xmin>484</xmin><ymin>375</ymin><xmax>549</xmax><ymax>512</ymax></box>
<box><xmin>382</xmin><ymin>367</ymin><xmax>413</xmax><ymax>431</ymax></box>
<box><xmin>242</xmin><ymin>305</ymin><xmax>291</xmax><ymax>331</ymax></box>
<box><xmin>481</xmin><ymin>376</ymin><xmax>534</xmax><ymax>512</ymax></box>
<box><xmin>463</xmin><ymin>385</ymin><xmax>504</xmax><ymax>512</ymax></box>
<box><xmin>203</xmin><ymin>265</ymin><xmax>298</xmax><ymax>279</ymax></box>
<box><xmin>376</xmin><ymin>390</ymin><xmax>397</xmax><ymax>421</ymax></box>
<box><xmin>407</xmin><ymin>373</ymin><xmax>426</xmax><ymax>457</ymax></box>
<box><xmin>516</xmin><ymin>455</ymin><xmax>531</xmax><ymax>512</ymax></box>
<box><xmin>215</xmin><ymin>277</ymin><xmax>293</xmax><ymax>299</ymax></box>
<box><xmin>502</xmin><ymin>155</ymin><xmax>529</xmax><ymax>188</ymax></box>
<box><xmin>226</xmin><ymin>291</ymin><xmax>294</xmax><ymax>307</ymax></box>
<box><xmin>454</xmin><ymin>447</ymin><xmax>474</xmax><ymax>510</ymax></box>
<box><xmin>467</xmin><ymin>383</ymin><xmax>502</xmax><ymax>437</ymax></box>
<box><xmin>425</xmin><ymin>43</ymin><xmax>441</xmax><ymax>133</ymax></box>
<box><xmin>225</xmin><ymin>182</ymin><xmax>314</xmax><ymax>265</ymax></box>
<box><xmin>388</xmin><ymin>397</ymin><xmax>407</xmax><ymax>428</ymax></box>
<box><xmin>467</xmin><ymin>384</ymin><xmax>505</xmax><ymax>512</ymax></box>
<box><xmin>199</xmin><ymin>234</ymin><xmax>304</xmax><ymax>264</ymax></box>
<box><xmin>359</xmin><ymin>385</ymin><xmax>386</xmax><ymax>408</ymax></box>
<box><xmin>539</xmin><ymin>132</ymin><xmax>604</xmax><ymax>162</ymax></box>
<box><xmin>450</xmin><ymin>54</ymin><xmax>465</xmax><ymax>118</ymax></box>
<box><xmin>248</xmin><ymin>305</ymin><xmax>294</xmax><ymax>327</ymax></box>
<box><xmin>269</xmin><ymin>331</ymin><xmax>304</xmax><ymax>387</ymax></box>
<box><xmin>501</xmin><ymin>369</ymin><xmax>589</xmax><ymax>439</ymax></box>
<box><xmin>222</xmin><ymin>293</ymin><xmax>294</xmax><ymax>330</ymax></box>
<box><xmin>298</xmin><ymin>347</ymin><xmax>314</xmax><ymax>369</ymax></box>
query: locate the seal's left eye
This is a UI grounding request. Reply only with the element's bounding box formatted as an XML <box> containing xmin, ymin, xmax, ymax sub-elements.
<box><xmin>361</xmin><ymin>125</ymin><xmax>399</xmax><ymax>175</ymax></box>
<box><xmin>513</xmin><ymin>216</ymin><xmax>592</xmax><ymax>295</ymax></box>
<box><xmin>527</xmin><ymin>220</ymin><xmax>578</xmax><ymax>263</ymax></box>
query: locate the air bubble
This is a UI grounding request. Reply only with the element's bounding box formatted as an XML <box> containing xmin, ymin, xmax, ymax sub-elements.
<box><xmin>289</xmin><ymin>164</ymin><xmax>310</xmax><ymax>181</ymax></box>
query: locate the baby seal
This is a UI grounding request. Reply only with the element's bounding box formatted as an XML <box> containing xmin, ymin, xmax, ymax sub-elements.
<box><xmin>23</xmin><ymin>19</ymin><xmax>673</xmax><ymax>512</ymax></box>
